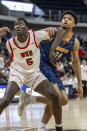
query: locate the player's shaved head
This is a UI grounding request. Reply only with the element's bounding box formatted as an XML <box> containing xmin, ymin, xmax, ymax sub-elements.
<box><xmin>16</xmin><ymin>17</ymin><xmax>29</xmax><ymax>27</ymax></box>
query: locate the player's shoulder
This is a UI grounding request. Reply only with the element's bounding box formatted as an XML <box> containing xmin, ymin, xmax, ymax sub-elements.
<box><xmin>28</xmin><ymin>29</ymin><xmax>38</xmax><ymax>33</ymax></box>
<box><xmin>73</xmin><ymin>37</ymin><xmax>80</xmax><ymax>50</ymax></box>
<box><xmin>75</xmin><ymin>37</ymin><xmax>80</xmax><ymax>44</ymax></box>
<box><xmin>28</xmin><ymin>29</ymin><xmax>35</xmax><ymax>37</ymax></box>
<box><xmin>28</xmin><ymin>29</ymin><xmax>32</xmax><ymax>33</ymax></box>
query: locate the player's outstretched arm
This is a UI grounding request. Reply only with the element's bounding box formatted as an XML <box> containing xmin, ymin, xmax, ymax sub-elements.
<box><xmin>41</xmin><ymin>27</ymin><xmax>57</xmax><ymax>39</ymax></box>
<box><xmin>0</xmin><ymin>27</ymin><xmax>10</xmax><ymax>34</ymax></box>
<box><xmin>49</xmin><ymin>28</ymin><xmax>66</xmax><ymax>65</ymax></box>
<box><xmin>72</xmin><ymin>38</ymin><xmax>83</xmax><ymax>99</ymax></box>
<box><xmin>34</xmin><ymin>27</ymin><xmax>57</xmax><ymax>47</ymax></box>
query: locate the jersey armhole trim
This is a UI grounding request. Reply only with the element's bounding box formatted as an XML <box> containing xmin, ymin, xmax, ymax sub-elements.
<box><xmin>32</xmin><ymin>29</ymin><xmax>40</xmax><ymax>48</ymax></box>
<box><xmin>8</xmin><ymin>40</ymin><xmax>14</xmax><ymax>60</ymax></box>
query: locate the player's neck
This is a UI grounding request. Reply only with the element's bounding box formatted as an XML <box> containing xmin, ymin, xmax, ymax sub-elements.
<box><xmin>66</xmin><ymin>28</ymin><xmax>72</xmax><ymax>33</ymax></box>
<box><xmin>17</xmin><ymin>32</ymin><xmax>28</xmax><ymax>43</ymax></box>
<box><xmin>63</xmin><ymin>29</ymin><xmax>73</xmax><ymax>40</ymax></box>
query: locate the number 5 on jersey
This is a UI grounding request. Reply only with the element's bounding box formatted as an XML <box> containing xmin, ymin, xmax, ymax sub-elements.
<box><xmin>26</xmin><ymin>58</ymin><xmax>33</xmax><ymax>65</ymax></box>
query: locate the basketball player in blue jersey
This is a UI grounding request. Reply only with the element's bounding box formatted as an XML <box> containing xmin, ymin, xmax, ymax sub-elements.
<box><xmin>18</xmin><ymin>10</ymin><xmax>83</xmax><ymax>131</ymax></box>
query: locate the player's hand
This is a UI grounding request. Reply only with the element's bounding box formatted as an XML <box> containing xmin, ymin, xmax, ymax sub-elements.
<box><xmin>77</xmin><ymin>83</ymin><xmax>83</xmax><ymax>99</ymax></box>
<box><xmin>0</xmin><ymin>27</ymin><xmax>10</xmax><ymax>33</ymax></box>
<box><xmin>43</xmin><ymin>27</ymin><xmax>57</xmax><ymax>38</ymax></box>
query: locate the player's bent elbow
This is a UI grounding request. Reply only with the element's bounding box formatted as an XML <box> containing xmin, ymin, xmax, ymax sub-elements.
<box><xmin>63</xmin><ymin>97</ymin><xmax>68</xmax><ymax>105</ymax></box>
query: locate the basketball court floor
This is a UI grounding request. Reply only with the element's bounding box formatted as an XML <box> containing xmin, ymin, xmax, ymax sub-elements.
<box><xmin>0</xmin><ymin>98</ymin><xmax>87</xmax><ymax>131</ymax></box>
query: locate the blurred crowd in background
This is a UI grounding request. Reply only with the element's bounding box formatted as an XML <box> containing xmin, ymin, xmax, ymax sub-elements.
<box><xmin>0</xmin><ymin>31</ymin><xmax>11</xmax><ymax>84</ymax></box>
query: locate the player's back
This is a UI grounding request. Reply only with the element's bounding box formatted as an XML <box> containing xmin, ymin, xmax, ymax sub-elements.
<box><xmin>40</xmin><ymin>38</ymin><xmax>58</xmax><ymax>79</ymax></box>
<box><xmin>40</xmin><ymin>38</ymin><xmax>55</xmax><ymax>66</ymax></box>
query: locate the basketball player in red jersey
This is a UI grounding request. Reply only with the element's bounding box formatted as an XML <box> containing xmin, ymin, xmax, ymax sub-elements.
<box><xmin>0</xmin><ymin>18</ymin><xmax>67</xmax><ymax>131</ymax></box>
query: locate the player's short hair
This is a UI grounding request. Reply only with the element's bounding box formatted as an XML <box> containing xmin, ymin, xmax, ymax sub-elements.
<box><xmin>16</xmin><ymin>17</ymin><xmax>29</xmax><ymax>27</ymax></box>
<box><xmin>61</xmin><ymin>10</ymin><xmax>78</xmax><ymax>24</ymax></box>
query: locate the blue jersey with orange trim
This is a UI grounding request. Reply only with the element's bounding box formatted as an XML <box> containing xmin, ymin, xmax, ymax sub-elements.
<box><xmin>40</xmin><ymin>33</ymin><xmax>76</xmax><ymax>86</ymax></box>
<box><xmin>40</xmin><ymin>33</ymin><xmax>75</xmax><ymax>66</ymax></box>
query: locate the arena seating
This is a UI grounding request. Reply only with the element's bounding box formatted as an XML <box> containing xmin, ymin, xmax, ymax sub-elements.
<box><xmin>33</xmin><ymin>0</ymin><xmax>87</xmax><ymax>15</ymax></box>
